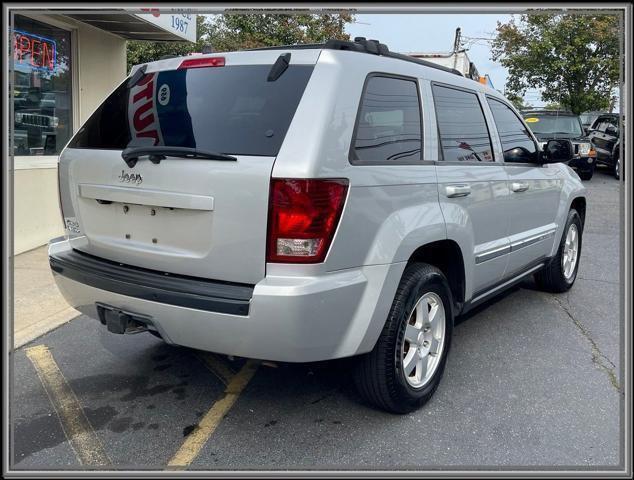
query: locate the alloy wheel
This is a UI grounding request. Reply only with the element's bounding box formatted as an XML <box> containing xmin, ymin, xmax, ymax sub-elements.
<box><xmin>562</xmin><ymin>223</ymin><xmax>579</xmax><ymax>280</ymax></box>
<box><xmin>401</xmin><ymin>292</ymin><xmax>446</xmax><ymax>388</ymax></box>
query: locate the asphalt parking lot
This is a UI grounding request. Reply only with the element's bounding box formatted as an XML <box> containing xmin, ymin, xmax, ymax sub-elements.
<box><xmin>11</xmin><ymin>169</ymin><xmax>623</xmax><ymax>471</ymax></box>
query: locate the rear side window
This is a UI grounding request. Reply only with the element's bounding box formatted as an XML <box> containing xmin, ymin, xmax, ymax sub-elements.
<box><xmin>593</xmin><ymin>118</ymin><xmax>607</xmax><ymax>132</ymax></box>
<box><xmin>69</xmin><ymin>65</ymin><xmax>314</xmax><ymax>156</ymax></box>
<box><xmin>594</xmin><ymin>116</ymin><xmax>618</xmax><ymax>131</ymax></box>
<box><xmin>592</xmin><ymin>117</ymin><xmax>607</xmax><ymax>131</ymax></box>
<box><xmin>350</xmin><ymin>75</ymin><xmax>422</xmax><ymax>164</ymax></box>
<box><xmin>432</xmin><ymin>84</ymin><xmax>494</xmax><ymax>162</ymax></box>
<box><xmin>487</xmin><ymin>98</ymin><xmax>538</xmax><ymax>163</ymax></box>
<box><xmin>595</xmin><ymin>116</ymin><xmax>618</xmax><ymax>132</ymax></box>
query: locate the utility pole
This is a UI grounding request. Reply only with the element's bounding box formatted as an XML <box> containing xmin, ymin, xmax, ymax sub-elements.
<box><xmin>452</xmin><ymin>28</ymin><xmax>461</xmax><ymax>71</ymax></box>
<box><xmin>453</xmin><ymin>27</ymin><xmax>462</xmax><ymax>53</ymax></box>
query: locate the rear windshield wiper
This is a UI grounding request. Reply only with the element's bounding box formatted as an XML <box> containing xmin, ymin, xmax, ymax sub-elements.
<box><xmin>267</xmin><ymin>53</ymin><xmax>291</xmax><ymax>81</ymax></box>
<box><xmin>121</xmin><ymin>146</ymin><xmax>237</xmax><ymax>168</ymax></box>
<box><xmin>126</xmin><ymin>64</ymin><xmax>147</xmax><ymax>89</ymax></box>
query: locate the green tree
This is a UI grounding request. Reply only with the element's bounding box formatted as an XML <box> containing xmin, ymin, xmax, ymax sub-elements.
<box><xmin>209</xmin><ymin>12</ymin><xmax>353</xmax><ymax>51</ymax></box>
<box><xmin>126</xmin><ymin>12</ymin><xmax>354</xmax><ymax>72</ymax></box>
<box><xmin>491</xmin><ymin>13</ymin><xmax>620</xmax><ymax>114</ymax></box>
<box><xmin>126</xmin><ymin>16</ymin><xmax>214</xmax><ymax>72</ymax></box>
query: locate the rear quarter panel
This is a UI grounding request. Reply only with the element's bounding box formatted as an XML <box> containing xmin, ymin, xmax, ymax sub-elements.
<box><xmin>269</xmin><ymin>51</ymin><xmax>453</xmax><ymax>356</ymax></box>
<box><xmin>273</xmin><ymin>50</ymin><xmax>450</xmax><ymax>273</ymax></box>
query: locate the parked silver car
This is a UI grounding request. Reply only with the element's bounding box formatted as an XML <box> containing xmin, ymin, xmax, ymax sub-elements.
<box><xmin>49</xmin><ymin>38</ymin><xmax>586</xmax><ymax>413</ymax></box>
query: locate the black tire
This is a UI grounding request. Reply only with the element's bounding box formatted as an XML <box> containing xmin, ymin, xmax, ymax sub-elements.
<box><xmin>534</xmin><ymin>209</ymin><xmax>583</xmax><ymax>293</ymax></box>
<box><xmin>613</xmin><ymin>152</ymin><xmax>621</xmax><ymax>180</ymax></box>
<box><xmin>577</xmin><ymin>168</ymin><xmax>593</xmax><ymax>181</ymax></box>
<box><xmin>353</xmin><ymin>263</ymin><xmax>454</xmax><ymax>414</ymax></box>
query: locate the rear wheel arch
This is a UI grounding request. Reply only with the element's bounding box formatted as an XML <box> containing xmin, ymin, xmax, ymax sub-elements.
<box><xmin>354</xmin><ymin>262</ymin><xmax>454</xmax><ymax>413</ymax></box>
<box><xmin>406</xmin><ymin>240</ymin><xmax>465</xmax><ymax>313</ymax></box>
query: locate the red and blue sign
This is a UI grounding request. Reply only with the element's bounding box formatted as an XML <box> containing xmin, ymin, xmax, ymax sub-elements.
<box><xmin>127</xmin><ymin>70</ymin><xmax>194</xmax><ymax>147</ymax></box>
<box><xmin>13</xmin><ymin>29</ymin><xmax>56</xmax><ymax>71</ymax></box>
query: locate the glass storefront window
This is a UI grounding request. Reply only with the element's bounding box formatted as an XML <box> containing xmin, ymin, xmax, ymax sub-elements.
<box><xmin>12</xmin><ymin>15</ymin><xmax>72</xmax><ymax>156</ymax></box>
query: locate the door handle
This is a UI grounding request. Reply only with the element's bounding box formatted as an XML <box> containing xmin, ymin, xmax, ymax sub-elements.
<box><xmin>511</xmin><ymin>182</ymin><xmax>530</xmax><ymax>193</ymax></box>
<box><xmin>445</xmin><ymin>184</ymin><xmax>471</xmax><ymax>198</ymax></box>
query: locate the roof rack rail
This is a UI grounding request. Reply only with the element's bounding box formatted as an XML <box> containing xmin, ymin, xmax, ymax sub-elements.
<box><xmin>246</xmin><ymin>43</ymin><xmax>326</xmax><ymax>51</ymax></box>
<box><xmin>245</xmin><ymin>38</ymin><xmax>464</xmax><ymax>77</ymax></box>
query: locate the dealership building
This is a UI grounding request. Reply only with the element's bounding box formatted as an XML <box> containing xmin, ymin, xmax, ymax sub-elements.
<box><xmin>12</xmin><ymin>10</ymin><xmax>196</xmax><ymax>254</ymax></box>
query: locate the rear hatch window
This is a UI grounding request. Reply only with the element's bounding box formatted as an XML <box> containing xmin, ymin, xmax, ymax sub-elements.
<box><xmin>69</xmin><ymin>64</ymin><xmax>315</xmax><ymax>156</ymax></box>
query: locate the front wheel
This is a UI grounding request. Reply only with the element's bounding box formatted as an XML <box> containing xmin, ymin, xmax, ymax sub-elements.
<box><xmin>578</xmin><ymin>168</ymin><xmax>594</xmax><ymax>181</ymax></box>
<box><xmin>353</xmin><ymin>263</ymin><xmax>453</xmax><ymax>414</ymax></box>
<box><xmin>534</xmin><ymin>209</ymin><xmax>583</xmax><ymax>293</ymax></box>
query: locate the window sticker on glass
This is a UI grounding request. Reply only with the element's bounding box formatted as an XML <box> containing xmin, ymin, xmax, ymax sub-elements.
<box><xmin>524</xmin><ymin>117</ymin><xmax>540</xmax><ymax>123</ymax></box>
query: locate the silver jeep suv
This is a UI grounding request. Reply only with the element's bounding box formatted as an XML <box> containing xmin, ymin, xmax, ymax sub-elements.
<box><xmin>50</xmin><ymin>38</ymin><xmax>586</xmax><ymax>413</ymax></box>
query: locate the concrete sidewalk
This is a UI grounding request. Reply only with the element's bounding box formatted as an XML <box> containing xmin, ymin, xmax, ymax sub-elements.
<box><xmin>13</xmin><ymin>245</ymin><xmax>79</xmax><ymax>348</ymax></box>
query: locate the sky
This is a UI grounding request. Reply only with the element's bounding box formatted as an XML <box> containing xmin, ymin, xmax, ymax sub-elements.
<box><xmin>345</xmin><ymin>13</ymin><xmax>545</xmax><ymax>107</ymax></box>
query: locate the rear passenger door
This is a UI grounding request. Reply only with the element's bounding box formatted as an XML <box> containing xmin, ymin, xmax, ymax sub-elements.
<box><xmin>602</xmin><ymin>116</ymin><xmax>620</xmax><ymax>156</ymax></box>
<box><xmin>431</xmin><ymin>83</ymin><xmax>511</xmax><ymax>297</ymax></box>
<box><xmin>588</xmin><ymin>116</ymin><xmax>614</xmax><ymax>162</ymax></box>
<box><xmin>485</xmin><ymin>97</ymin><xmax>562</xmax><ymax>275</ymax></box>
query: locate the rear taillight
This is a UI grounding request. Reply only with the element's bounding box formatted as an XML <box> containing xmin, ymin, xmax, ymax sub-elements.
<box><xmin>178</xmin><ymin>56</ymin><xmax>225</xmax><ymax>69</ymax></box>
<box><xmin>267</xmin><ymin>178</ymin><xmax>349</xmax><ymax>264</ymax></box>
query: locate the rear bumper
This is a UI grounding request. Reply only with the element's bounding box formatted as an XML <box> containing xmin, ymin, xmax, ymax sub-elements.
<box><xmin>49</xmin><ymin>239</ymin><xmax>403</xmax><ymax>362</ymax></box>
<box><xmin>50</xmin><ymin>248</ymin><xmax>253</xmax><ymax>316</ymax></box>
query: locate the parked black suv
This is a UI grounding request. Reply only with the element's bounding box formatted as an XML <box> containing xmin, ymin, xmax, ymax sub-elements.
<box><xmin>580</xmin><ymin>111</ymin><xmax>604</xmax><ymax>134</ymax></box>
<box><xmin>522</xmin><ymin>110</ymin><xmax>597</xmax><ymax>180</ymax></box>
<box><xmin>587</xmin><ymin>113</ymin><xmax>622</xmax><ymax>180</ymax></box>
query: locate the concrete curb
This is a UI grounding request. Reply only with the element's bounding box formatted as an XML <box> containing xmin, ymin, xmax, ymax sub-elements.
<box><xmin>14</xmin><ymin>307</ymin><xmax>79</xmax><ymax>349</ymax></box>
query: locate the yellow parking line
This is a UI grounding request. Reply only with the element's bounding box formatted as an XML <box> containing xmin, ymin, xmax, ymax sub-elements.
<box><xmin>194</xmin><ymin>351</ymin><xmax>236</xmax><ymax>386</ymax></box>
<box><xmin>167</xmin><ymin>359</ymin><xmax>259</xmax><ymax>469</ymax></box>
<box><xmin>25</xmin><ymin>345</ymin><xmax>111</xmax><ymax>467</ymax></box>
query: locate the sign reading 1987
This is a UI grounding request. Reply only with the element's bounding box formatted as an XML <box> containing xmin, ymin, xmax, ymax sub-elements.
<box><xmin>136</xmin><ymin>9</ymin><xmax>197</xmax><ymax>43</ymax></box>
<box><xmin>171</xmin><ymin>14</ymin><xmax>192</xmax><ymax>34</ymax></box>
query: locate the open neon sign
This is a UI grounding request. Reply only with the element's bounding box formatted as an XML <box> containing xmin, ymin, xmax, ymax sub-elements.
<box><xmin>13</xmin><ymin>29</ymin><xmax>56</xmax><ymax>71</ymax></box>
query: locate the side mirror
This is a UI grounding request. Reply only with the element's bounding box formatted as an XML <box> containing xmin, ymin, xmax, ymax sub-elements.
<box><xmin>583</xmin><ymin>127</ymin><xmax>590</xmax><ymax>136</ymax></box>
<box><xmin>503</xmin><ymin>146</ymin><xmax>534</xmax><ymax>163</ymax></box>
<box><xmin>542</xmin><ymin>139</ymin><xmax>573</xmax><ymax>163</ymax></box>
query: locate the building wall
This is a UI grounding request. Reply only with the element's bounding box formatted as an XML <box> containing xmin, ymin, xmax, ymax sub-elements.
<box><xmin>75</xmin><ymin>20</ymin><xmax>127</xmax><ymax>124</ymax></box>
<box><xmin>13</xmin><ymin>169</ymin><xmax>63</xmax><ymax>253</ymax></box>
<box><xmin>14</xmin><ymin>16</ymin><xmax>127</xmax><ymax>254</ymax></box>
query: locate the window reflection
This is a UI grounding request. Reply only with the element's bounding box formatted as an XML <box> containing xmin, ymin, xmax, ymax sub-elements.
<box><xmin>432</xmin><ymin>85</ymin><xmax>493</xmax><ymax>162</ymax></box>
<box><xmin>488</xmin><ymin>98</ymin><xmax>538</xmax><ymax>163</ymax></box>
<box><xmin>352</xmin><ymin>76</ymin><xmax>422</xmax><ymax>163</ymax></box>
<box><xmin>12</xmin><ymin>15</ymin><xmax>72</xmax><ymax>156</ymax></box>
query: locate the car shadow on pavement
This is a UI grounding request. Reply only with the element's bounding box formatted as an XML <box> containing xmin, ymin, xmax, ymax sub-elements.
<box><xmin>249</xmin><ymin>280</ymin><xmax>534</xmax><ymax>412</ymax></box>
